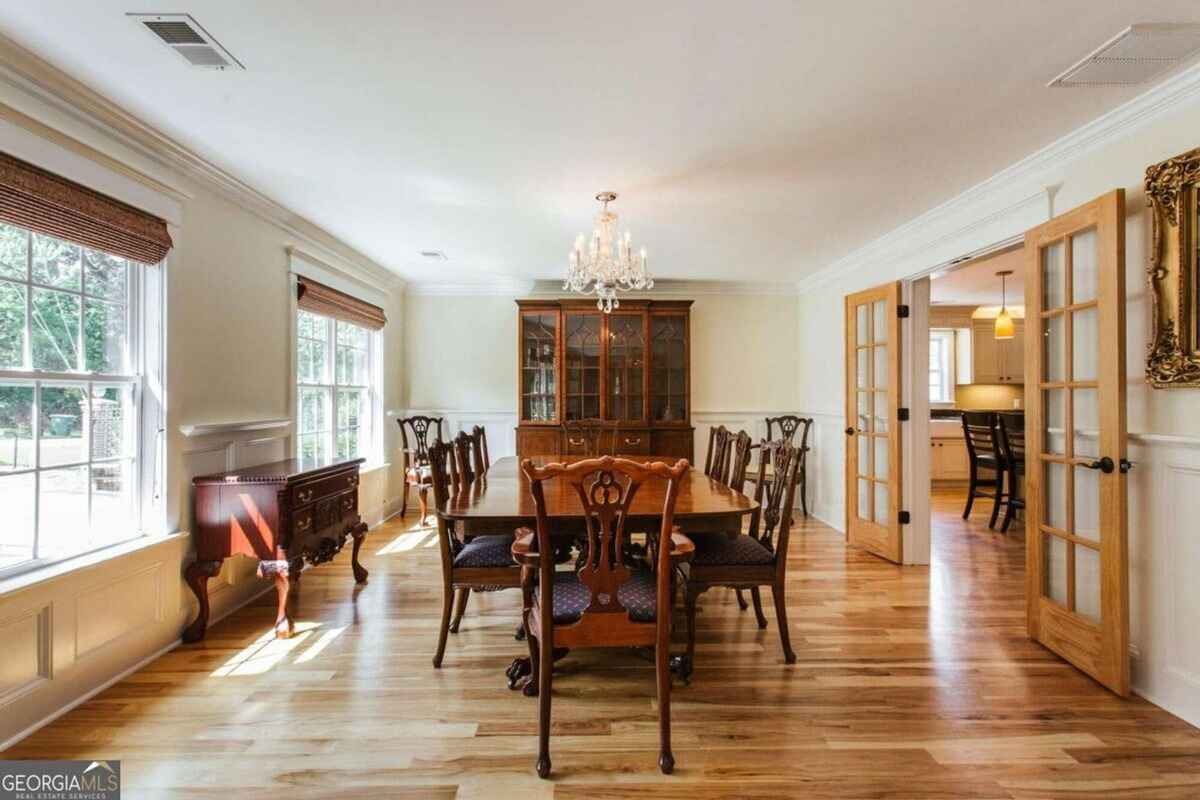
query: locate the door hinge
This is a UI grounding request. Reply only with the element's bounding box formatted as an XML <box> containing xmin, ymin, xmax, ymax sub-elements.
<box><xmin>898</xmin><ymin>407</ymin><xmax>910</xmax><ymax>422</ymax></box>
<box><xmin>899</xmin><ymin>510</ymin><xmax>911</xmax><ymax>525</ymax></box>
<box><xmin>897</xmin><ymin>304</ymin><xmax>910</xmax><ymax>318</ymax></box>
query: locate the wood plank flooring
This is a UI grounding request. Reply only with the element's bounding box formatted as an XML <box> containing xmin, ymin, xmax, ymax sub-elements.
<box><xmin>5</xmin><ymin>490</ymin><xmax>1200</xmax><ymax>798</ymax></box>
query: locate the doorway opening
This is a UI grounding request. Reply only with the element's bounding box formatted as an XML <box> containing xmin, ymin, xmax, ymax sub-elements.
<box><xmin>924</xmin><ymin>244</ymin><xmax>1027</xmax><ymax>559</ymax></box>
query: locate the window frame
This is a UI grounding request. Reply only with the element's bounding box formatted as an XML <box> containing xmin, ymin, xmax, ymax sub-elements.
<box><xmin>0</xmin><ymin>225</ymin><xmax>159</xmax><ymax>581</ymax></box>
<box><xmin>929</xmin><ymin>328</ymin><xmax>956</xmax><ymax>405</ymax></box>
<box><xmin>293</xmin><ymin>307</ymin><xmax>382</xmax><ymax>468</ymax></box>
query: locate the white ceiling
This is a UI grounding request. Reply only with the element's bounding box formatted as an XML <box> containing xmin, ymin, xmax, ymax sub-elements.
<box><xmin>0</xmin><ymin>2</ymin><xmax>1196</xmax><ymax>286</ymax></box>
<box><xmin>931</xmin><ymin>246</ymin><xmax>1026</xmax><ymax>306</ymax></box>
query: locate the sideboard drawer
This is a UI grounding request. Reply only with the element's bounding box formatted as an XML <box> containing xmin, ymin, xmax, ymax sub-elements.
<box><xmin>293</xmin><ymin>468</ymin><xmax>359</xmax><ymax>508</ymax></box>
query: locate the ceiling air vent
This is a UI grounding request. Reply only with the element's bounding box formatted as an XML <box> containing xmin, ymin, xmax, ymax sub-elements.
<box><xmin>419</xmin><ymin>250</ymin><xmax>448</xmax><ymax>261</ymax></box>
<box><xmin>1049</xmin><ymin>24</ymin><xmax>1200</xmax><ymax>87</ymax></box>
<box><xmin>127</xmin><ymin>13</ymin><xmax>244</xmax><ymax>71</ymax></box>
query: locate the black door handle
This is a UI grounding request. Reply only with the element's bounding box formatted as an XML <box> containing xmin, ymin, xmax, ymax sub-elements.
<box><xmin>845</xmin><ymin>427</ymin><xmax>855</xmax><ymax>436</ymax></box>
<box><xmin>1119</xmin><ymin>458</ymin><xmax>1133</xmax><ymax>473</ymax></box>
<box><xmin>1083</xmin><ymin>457</ymin><xmax>1115</xmax><ymax>474</ymax></box>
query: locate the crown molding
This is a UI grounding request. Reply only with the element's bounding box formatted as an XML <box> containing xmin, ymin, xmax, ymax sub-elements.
<box><xmin>0</xmin><ymin>32</ymin><xmax>402</xmax><ymax>293</ymax></box>
<box><xmin>797</xmin><ymin>59</ymin><xmax>1200</xmax><ymax>295</ymax></box>
<box><xmin>407</xmin><ymin>277</ymin><xmax>799</xmax><ymax>298</ymax></box>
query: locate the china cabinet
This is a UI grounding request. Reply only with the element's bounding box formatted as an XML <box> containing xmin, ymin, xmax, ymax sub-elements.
<box><xmin>515</xmin><ymin>299</ymin><xmax>693</xmax><ymax>460</ymax></box>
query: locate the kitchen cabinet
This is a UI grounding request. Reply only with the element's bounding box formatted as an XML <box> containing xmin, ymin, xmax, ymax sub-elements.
<box><xmin>931</xmin><ymin>437</ymin><xmax>969</xmax><ymax>482</ymax></box>
<box><xmin>970</xmin><ymin>318</ymin><xmax>1025</xmax><ymax>384</ymax></box>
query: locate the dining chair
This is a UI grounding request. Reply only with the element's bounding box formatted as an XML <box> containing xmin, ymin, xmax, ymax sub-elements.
<box><xmin>511</xmin><ymin>456</ymin><xmax>694</xmax><ymax>778</ymax></box>
<box><xmin>704</xmin><ymin>425</ymin><xmax>733</xmax><ymax>482</ymax></box>
<box><xmin>471</xmin><ymin>425</ymin><xmax>490</xmax><ymax>471</ymax></box>
<box><xmin>428</xmin><ymin>439</ymin><xmax>523</xmax><ymax>668</ymax></box>
<box><xmin>684</xmin><ymin>440</ymin><xmax>802</xmax><ymax>674</ymax></box>
<box><xmin>398</xmin><ymin>415</ymin><xmax>445</xmax><ymax>523</ymax></box>
<box><xmin>452</xmin><ymin>430</ymin><xmax>477</xmax><ymax>485</ymax></box>
<box><xmin>562</xmin><ymin>418</ymin><xmax>619</xmax><ymax>456</ymax></box>
<box><xmin>722</xmin><ymin>430</ymin><xmax>756</xmax><ymax>613</ymax></box>
<box><xmin>961</xmin><ymin>411</ymin><xmax>1007</xmax><ymax>529</ymax></box>
<box><xmin>762</xmin><ymin>415</ymin><xmax>814</xmax><ymax>516</ymax></box>
<box><xmin>996</xmin><ymin>412</ymin><xmax>1026</xmax><ymax>534</ymax></box>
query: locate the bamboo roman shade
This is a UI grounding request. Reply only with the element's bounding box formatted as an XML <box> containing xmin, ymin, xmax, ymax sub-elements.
<box><xmin>0</xmin><ymin>151</ymin><xmax>173</xmax><ymax>265</ymax></box>
<box><xmin>297</xmin><ymin>276</ymin><xmax>387</xmax><ymax>330</ymax></box>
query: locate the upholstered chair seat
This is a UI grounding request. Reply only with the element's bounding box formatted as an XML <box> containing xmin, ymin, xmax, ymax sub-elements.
<box><xmin>689</xmin><ymin>533</ymin><xmax>774</xmax><ymax>567</ymax></box>
<box><xmin>546</xmin><ymin>569</ymin><xmax>658</xmax><ymax>624</ymax></box>
<box><xmin>452</xmin><ymin>535</ymin><xmax>518</xmax><ymax>569</ymax></box>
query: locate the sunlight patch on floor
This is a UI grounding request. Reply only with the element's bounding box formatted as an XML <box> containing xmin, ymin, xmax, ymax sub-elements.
<box><xmin>210</xmin><ymin>621</ymin><xmax>345</xmax><ymax>676</ymax></box>
<box><xmin>376</xmin><ymin>529</ymin><xmax>433</xmax><ymax>554</ymax></box>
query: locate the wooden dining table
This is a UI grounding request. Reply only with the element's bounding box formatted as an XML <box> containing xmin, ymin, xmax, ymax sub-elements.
<box><xmin>438</xmin><ymin>454</ymin><xmax>759</xmax><ymax>692</ymax></box>
<box><xmin>441</xmin><ymin>454</ymin><xmax>758</xmax><ymax>537</ymax></box>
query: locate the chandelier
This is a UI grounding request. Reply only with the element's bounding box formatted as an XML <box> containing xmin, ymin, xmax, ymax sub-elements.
<box><xmin>564</xmin><ymin>192</ymin><xmax>653</xmax><ymax>312</ymax></box>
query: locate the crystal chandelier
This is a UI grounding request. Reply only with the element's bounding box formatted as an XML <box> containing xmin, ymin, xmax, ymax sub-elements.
<box><xmin>564</xmin><ymin>192</ymin><xmax>653</xmax><ymax>312</ymax></box>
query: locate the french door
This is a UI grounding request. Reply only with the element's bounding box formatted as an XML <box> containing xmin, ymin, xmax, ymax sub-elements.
<box><xmin>1024</xmin><ymin>189</ymin><xmax>1130</xmax><ymax>696</ymax></box>
<box><xmin>844</xmin><ymin>282</ymin><xmax>902</xmax><ymax>563</ymax></box>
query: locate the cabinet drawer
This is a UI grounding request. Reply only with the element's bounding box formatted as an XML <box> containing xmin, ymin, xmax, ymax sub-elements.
<box><xmin>613</xmin><ymin>429</ymin><xmax>651</xmax><ymax>454</ymax></box>
<box><xmin>293</xmin><ymin>468</ymin><xmax>359</xmax><ymax>508</ymax></box>
<box><xmin>517</xmin><ymin>427</ymin><xmax>562</xmax><ymax>458</ymax></box>
<box><xmin>651</xmin><ymin>429</ymin><xmax>694</xmax><ymax>462</ymax></box>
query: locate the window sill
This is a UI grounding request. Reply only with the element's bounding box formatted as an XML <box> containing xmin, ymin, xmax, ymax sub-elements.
<box><xmin>0</xmin><ymin>531</ymin><xmax>188</xmax><ymax>598</ymax></box>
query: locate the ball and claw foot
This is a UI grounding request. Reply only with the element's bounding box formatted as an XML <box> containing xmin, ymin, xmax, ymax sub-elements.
<box><xmin>505</xmin><ymin>657</ymin><xmax>532</xmax><ymax>690</ymax></box>
<box><xmin>521</xmin><ymin>679</ymin><xmax>538</xmax><ymax>697</ymax></box>
<box><xmin>669</xmin><ymin>654</ymin><xmax>693</xmax><ymax>683</ymax></box>
<box><xmin>536</xmin><ymin>755</ymin><xmax>551</xmax><ymax>779</ymax></box>
<box><xmin>514</xmin><ymin>624</ymin><xmax>526</xmax><ymax>641</ymax></box>
<box><xmin>659</xmin><ymin>753</ymin><xmax>675</xmax><ymax>775</ymax></box>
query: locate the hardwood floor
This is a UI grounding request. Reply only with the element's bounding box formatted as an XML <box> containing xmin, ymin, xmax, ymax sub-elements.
<box><xmin>5</xmin><ymin>491</ymin><xmax>1200</xmax><ymax>797</ymax></box>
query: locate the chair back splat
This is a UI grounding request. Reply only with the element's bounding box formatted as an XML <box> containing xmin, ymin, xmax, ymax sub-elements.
<box><xmin>726</xmin><ymin>430</ymin><xmax>754</xmax><ymax>492</ymax></box>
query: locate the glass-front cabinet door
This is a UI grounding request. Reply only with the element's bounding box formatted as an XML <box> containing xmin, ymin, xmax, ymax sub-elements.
<box><xmin>520</xmin><ymin>308</ymin><xmax>559</xmax><ymax>423</ymax></box>
<box><xmin>650</xmin><ymin>313</ymin><xmax>688</xmax><ymax>424</ymax></box>
<box><xmin>564</xmin><ymin>311</ymin><xmax>602</xmax><ymax>421</ymax></box>
<box><xmin>606</xmin><ymin>312</ymin><xmax>646</xmax><ymax>423</ymax></box>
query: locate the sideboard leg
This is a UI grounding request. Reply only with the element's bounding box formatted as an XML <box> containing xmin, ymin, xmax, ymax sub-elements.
<box><xmin>182</xmin><ymin>559</ymin><xmax>222</xmax><ymax>643</ymax></box>
<box><xmin>350</xmin><ymin>522</ymin><xmax>369</xmax><ymax>583</ymax></box>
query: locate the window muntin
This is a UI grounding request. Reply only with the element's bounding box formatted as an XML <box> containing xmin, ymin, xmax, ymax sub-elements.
<box><xmin>0</xmin><ymin>222</ymin><xmax>142</xmax><ymax>573</ymax></box>
<box><xmin>929</xmin><ymin>328</ymin><xmax>955</xmax><ymax>404</ymax></box>
<box><xmin>296</xmin><ymin>309</ymin><xmax>376</xmax><ymax>466</ymax></box>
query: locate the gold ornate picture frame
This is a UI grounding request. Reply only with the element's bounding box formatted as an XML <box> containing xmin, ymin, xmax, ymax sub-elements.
<box><xmin>1145</xmin><ymin>146</ymin><xmax>1200</xmax><ymax>387</ymax></box>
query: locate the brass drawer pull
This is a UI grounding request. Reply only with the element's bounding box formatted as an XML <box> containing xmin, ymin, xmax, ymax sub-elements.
<box><xmin>296</xmin><ymin>517</ymin><xmax>312</xmax><ymax>532</ymax></box>
<box><xmin>568</xmin><ymin>437</ymin><xmax>585</xmax><ymax>446</ymax></box>
<box><xmin>347</xmin><ymin>474</ymin><xmax>358</xmax><ymax>488</ymax></box>
<box><xmin>624</xmin><ymin>437</ymin><xmax>642</xmax><ymax>445</ymax></box>
<box><xmin>342</xmin><ymin>496</ymin><xmax>354</xmax><ymax>511</ymax></box>
<box><xmin>297</xmin><ymin>488</ymin><xmax>314</xmax><ymax>504</ymax></box>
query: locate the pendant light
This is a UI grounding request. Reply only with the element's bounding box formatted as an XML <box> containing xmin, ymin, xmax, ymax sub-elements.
<box><xmin>994</xmin><ymin>269</ymin><xmax>1015</xmax><ymax>340</ymax></box>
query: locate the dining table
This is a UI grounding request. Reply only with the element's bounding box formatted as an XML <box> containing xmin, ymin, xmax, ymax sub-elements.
<box><xmin>442</xmin><ymin>454</ymin><xmax>758</xmax><ymax>535</ymax></box>
<box><xmin>437</xmin><ymin>453</ymin><xmax>759</xmax><ymax>690</ymax></box>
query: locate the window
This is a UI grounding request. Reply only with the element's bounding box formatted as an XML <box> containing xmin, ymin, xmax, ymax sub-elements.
<box><xmin>296</xmin><ymin>309</ymin><xmax>378</xmax><ymax>465</ymax></box>
<box><xmin>929</xmin><ymin>328</ymin><xmax>956</xmax><ymax>404</ymax></box>
<box><xmin>0</xmin><ymin>222</ymin><xmax>150</xmax><ymax>572</ymax></box>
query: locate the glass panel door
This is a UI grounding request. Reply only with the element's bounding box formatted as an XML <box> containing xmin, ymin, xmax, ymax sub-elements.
<box><xmin>606</xmin><ymin>313</ymin><xmax>645</xmax><ymax>423</ymax></box>
<box><xmin>650</xmin><ymin>314</ymin><xmax>687</xmax><ymax>423</ymax></box>
<box><xmin>844</xmin><ymin>282</ymin><xmax>902</xmax><ymax>563</ymax></box>
<box><xmin>1025</xmin><ymin>189</ymin><xmax>1129</xmax><ymax>696</ymax></box>
<box><xmin>564</xmin><ymin>311</ymin><xmax>601</xmax><ymax>421</ymax></box>
<box><xmin>520</xmin><ymin>310</ymin><xmax>558</xmax><ymax>423</ymax></box>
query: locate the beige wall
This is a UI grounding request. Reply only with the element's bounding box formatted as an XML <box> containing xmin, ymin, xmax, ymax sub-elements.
<box><xmin>403</xmin><ymin>292</ymin><xmax>799</xmax><ymax>415</ymax></box>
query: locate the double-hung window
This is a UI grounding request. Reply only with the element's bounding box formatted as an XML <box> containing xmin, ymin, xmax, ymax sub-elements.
<box><xmin>929</xmin><ymin>328</ymin><xmax>956</xmax><ymax>404</ymax></box>
<box><xmin>296</xmin><ymin>309</ymin><xmax>378</xmax><ymax>465</ymax></box>
<box><xmin>0</xmin><ymin>223</ymin><xmax>146</xmax><ymax>572</ymax></box>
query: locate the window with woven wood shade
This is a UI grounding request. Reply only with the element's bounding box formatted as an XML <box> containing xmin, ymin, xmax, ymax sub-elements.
<box><xmin>0</xmin><ymin>151</ymin><xmax>172</xmax><ymax>265</ymax></box>
<box><xmin>296</xmin><ymin>276</ymin><xmax>386</xmax><ymax>330</ymax></box>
